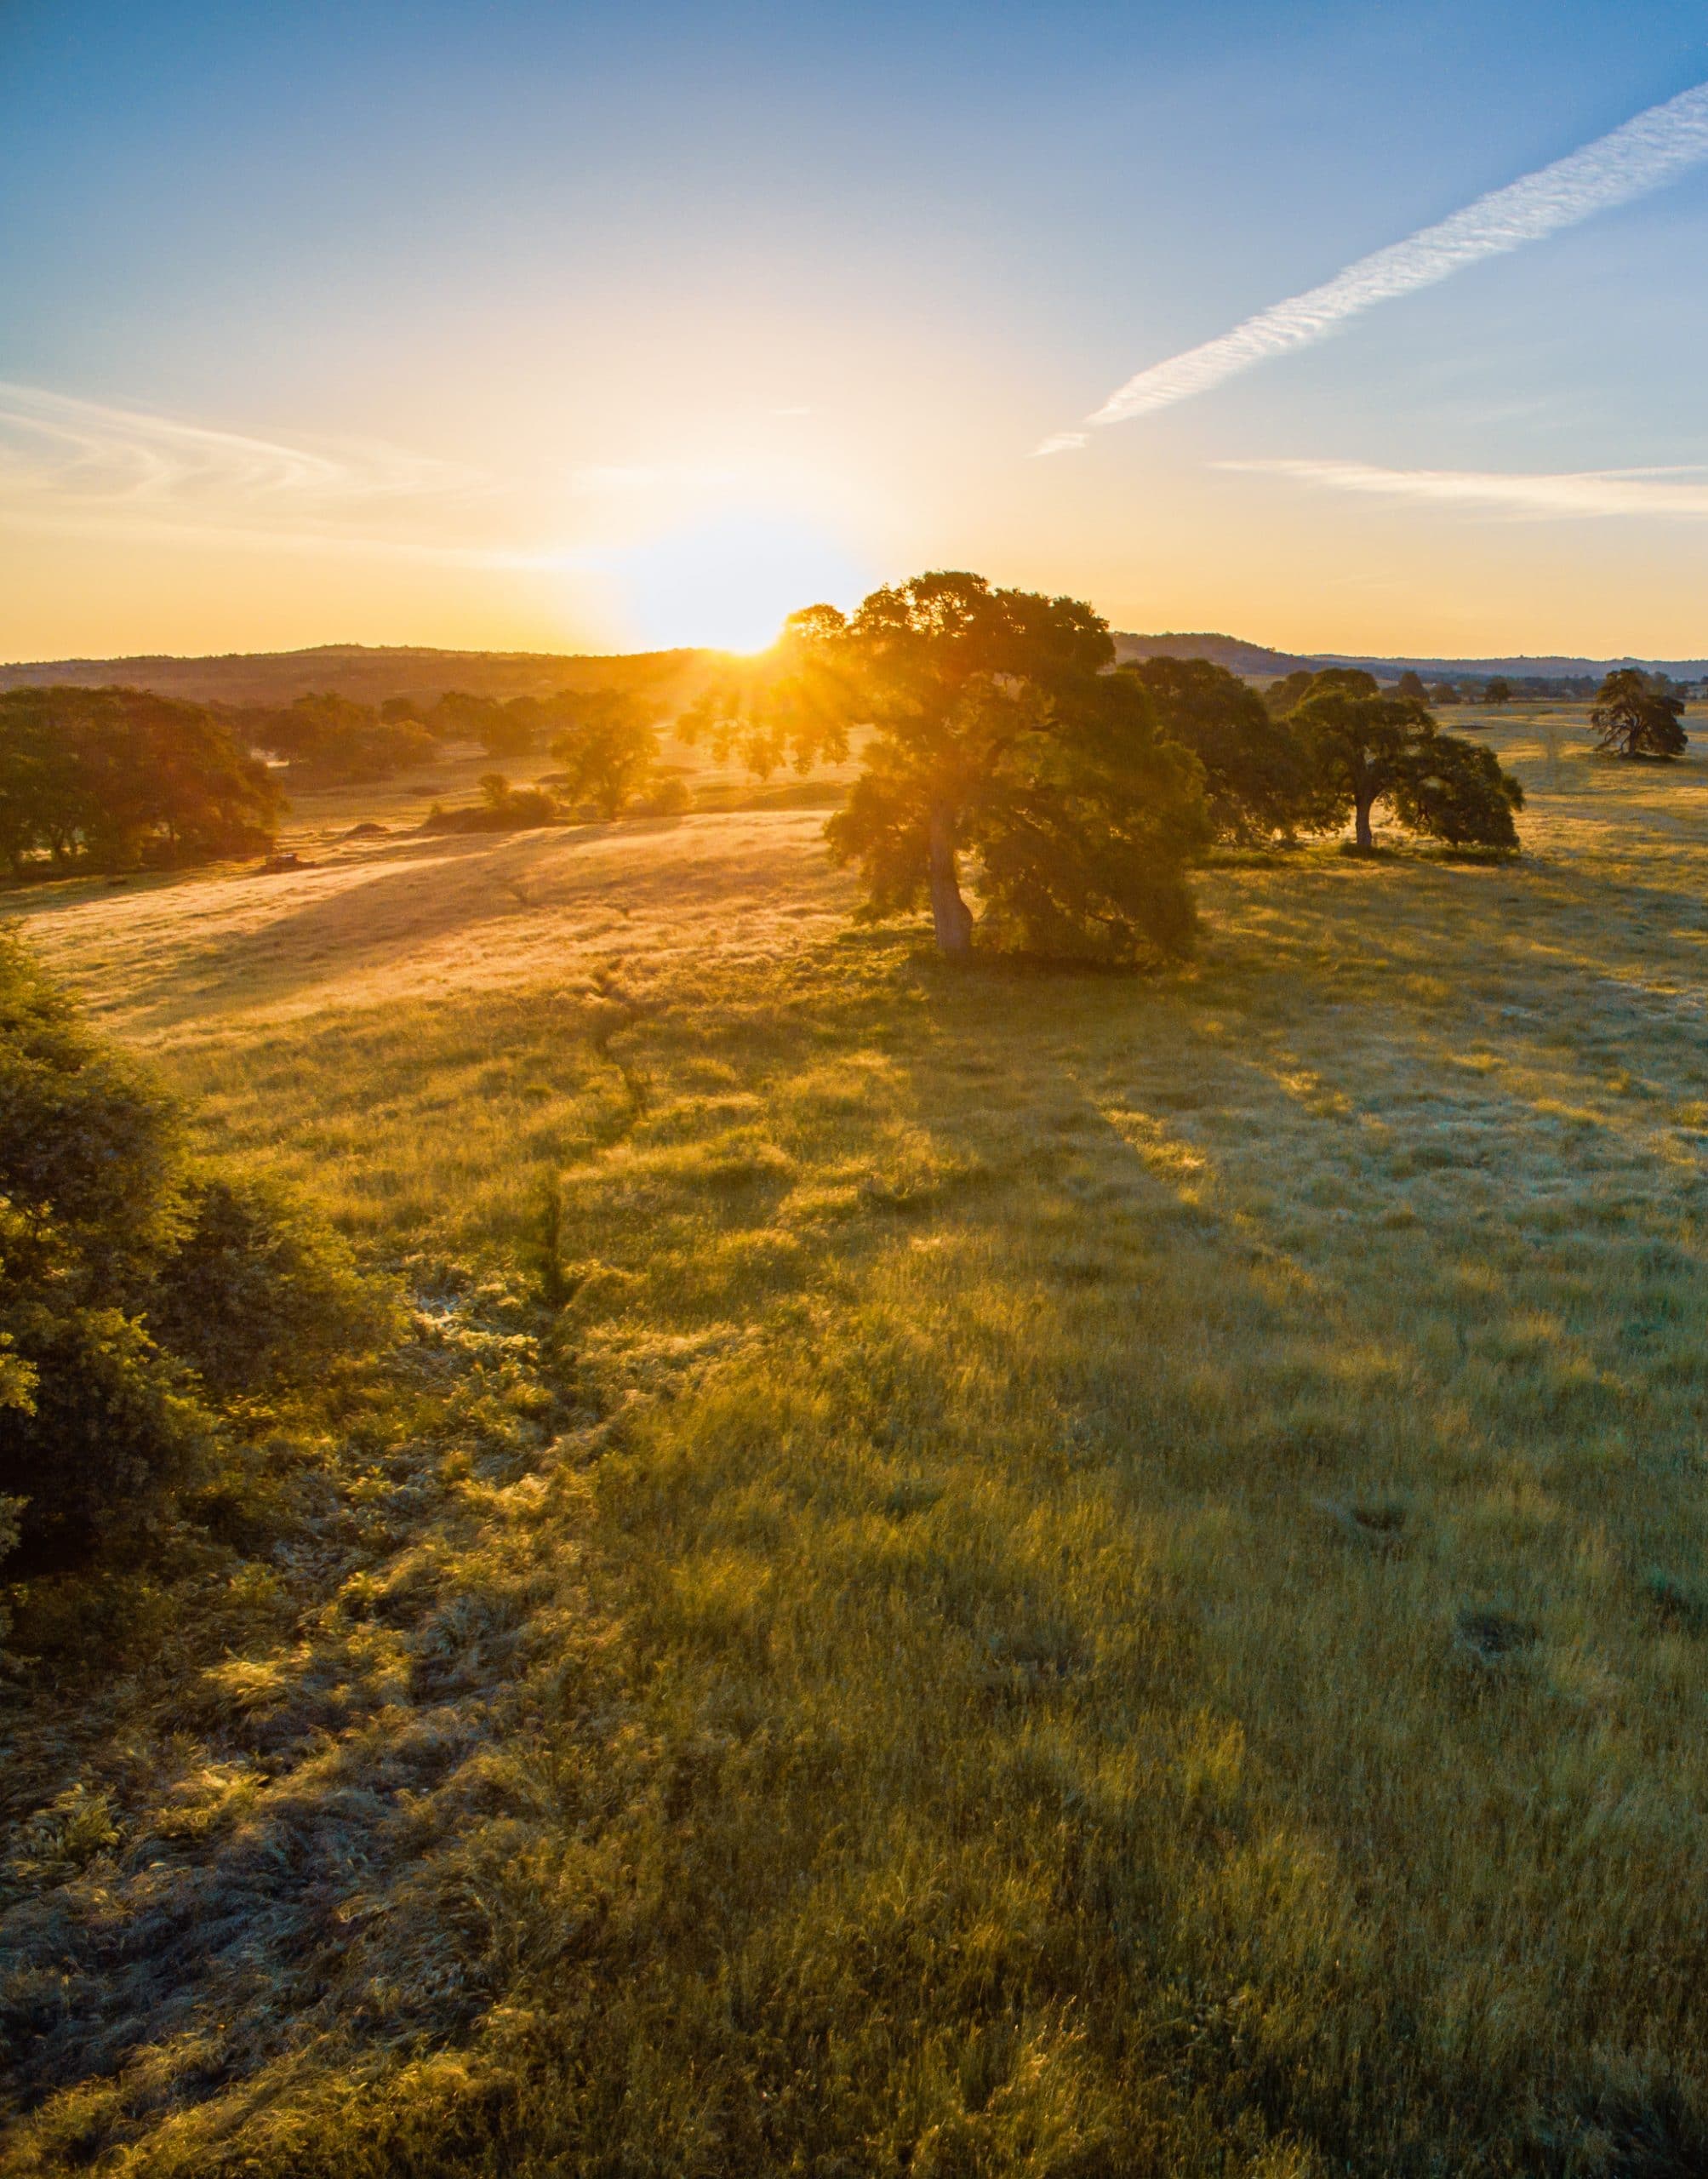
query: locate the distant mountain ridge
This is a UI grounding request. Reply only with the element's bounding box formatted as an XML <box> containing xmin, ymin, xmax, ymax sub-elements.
<box><xmin>0</xmin><ymin>642</ymin><xmax>709</xmax><ymax>706</ymax></box>
<box><xmin>4</xmin><ymin>633</ymin><xmax>1707</xmax><ymax>705</ymax></box>
<box><xmin>1113</xmin><ymin>632</ymin><xmax>1708</xmax><ymax>682</ymax></box>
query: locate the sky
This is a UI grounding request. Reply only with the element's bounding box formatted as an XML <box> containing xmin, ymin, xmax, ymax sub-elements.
<box><xmin>6</xmin><ymin>0</ymin><xmax>1708</xmax><ymax>661</ymax></box>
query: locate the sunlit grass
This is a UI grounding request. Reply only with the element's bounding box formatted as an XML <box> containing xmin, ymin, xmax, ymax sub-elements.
<box><xmin>7</xmin><ymin>707</ymin><xmax>1708</xmax><ymax>2171</ymax></box>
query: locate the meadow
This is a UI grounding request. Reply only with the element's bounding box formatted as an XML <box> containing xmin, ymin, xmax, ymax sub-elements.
<box><xmin>5</xmin><ymin>707</ymin><xmax>1708</xmax><ymax>2176</ymax></box>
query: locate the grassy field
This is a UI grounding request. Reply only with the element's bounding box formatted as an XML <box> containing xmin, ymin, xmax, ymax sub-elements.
<box><xmin>6</xmin><ymin>708</ymin><xmax>1708</xmax><ymax>2175</ymax></box>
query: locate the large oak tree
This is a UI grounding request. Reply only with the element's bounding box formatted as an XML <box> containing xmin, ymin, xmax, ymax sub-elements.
<box><xmin>689</xmin><ymin>572</ymin><xmax>1208</xmax><ymax>959</ymax></box>
<box><xmin>1287</xmin><ymin>671</ymin><xmax>1522</xmax><ymax>849</ymax></box>
<box><xmin>1591</xmin><ymin>667</ymin><xmax>1688</xmax><ymax>759</ymax></box>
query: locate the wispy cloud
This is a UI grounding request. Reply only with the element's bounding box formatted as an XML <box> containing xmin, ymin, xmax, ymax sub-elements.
<box><xmin>0</xmin><ymin>380</ymin><xmax>489</xmax><ymax>556</ymax></box>
<box><xmin>1038</xmin><ymin>77</ymin><xmax>1708</xmax><ymax>452</ymax></box>
<box><xmin>1222</xmin><ymin>455</ymin><xmax>1708</xmax><ymax>519</ymax></box>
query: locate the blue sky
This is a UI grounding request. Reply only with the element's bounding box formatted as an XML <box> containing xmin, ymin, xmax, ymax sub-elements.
<box><xmin>6</xmin><ymin>1</ymin><xmax>1708</xmax><ymax>655</ymax></box>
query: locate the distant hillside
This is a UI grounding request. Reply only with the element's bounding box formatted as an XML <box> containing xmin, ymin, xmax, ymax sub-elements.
<box><xmin>1317</xmin><ymin>651</ymin><xmax>1708</xmax><ymax>681</ymax></box>
<box><xmin>1115</xmin><ymin>632</ymin><xmax>1708</xmax><ymax>683</ymax></box>
<box><xmin>1114</xmin><ymin>632</ymin><xmax>1316</xmax><ymax>678</ymax></box>
<box><xmin>0</xmin><ymin>643</ymin><xmax>714</xmax><ymax>707</ymax></box>
<box><xmin>9</xmin><ymin>632</ymin><xmax>1708</xmax><ymax>708</ymax></box>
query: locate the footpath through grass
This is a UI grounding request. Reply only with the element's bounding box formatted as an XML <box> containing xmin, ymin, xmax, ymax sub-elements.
<box><xmin>6</xmin><ymin>715</ymin><xmax>1708</xmax><ymax>2173</ymax></box>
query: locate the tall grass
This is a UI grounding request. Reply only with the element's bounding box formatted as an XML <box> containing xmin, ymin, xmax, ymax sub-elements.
<box><xmin>5</xmin><ymin>712</ymin><xmax>1708</xmax><ymax>2172</ymax></box>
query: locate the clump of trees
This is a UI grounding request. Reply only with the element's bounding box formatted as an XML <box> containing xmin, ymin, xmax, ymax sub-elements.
<box><xmin>1591</xmin><ymin>668</ymin><xmax>1688</xmax><ymax>759</ymax></box>
<box><xmin>408</xmin><ymin>687</ymin><xmax>682</xmax><ymax>821</ymax></box>
<box><xmin>549</xmin><ymin>689</ymin><xmax>679</xmax><ymax>818</ymax></box>
<box><xmin>232</xmin><ymin>693</ymin><xmax>439</xmax><ymax>786</ymax></box>
<box><xmin>428</xmin><ymin>690</ymin><xmax>541</xmax><ymax>758</ymax></box>
<box><xmin>422</xmin><ymin>773</ymin><xmax>565</xmax><ymax>833</ymax></box>
<box><xmin>421</xmin><ymin>688</ymin><xmax>678</xmax><ymax>791</ymax></box>
<box><xmin>0</xmin><ymin>687</ymin><xmax>284</xmax><ymax>878</ymax></box>
<box><xmin>0</xmin><ymin>940</ymin><xmax>390</xmax><ymax>1574</ymax></box>
<box><xmin>419</xmin><ymin>688</ymin><xmax>683</xmax><ymax>833</ymax></box>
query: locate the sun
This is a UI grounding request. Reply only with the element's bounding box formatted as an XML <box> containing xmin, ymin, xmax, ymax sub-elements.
<box><xmin>606</xmin><ymin>507</ymin><xmax>871</xmax><ymax>654</ymax></box>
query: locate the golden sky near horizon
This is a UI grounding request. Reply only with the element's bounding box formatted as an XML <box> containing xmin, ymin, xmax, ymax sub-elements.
<box><xmin>13</xmin><ymin>379</ymin><xmax>1708</xmax><ymax>666</ymax></box>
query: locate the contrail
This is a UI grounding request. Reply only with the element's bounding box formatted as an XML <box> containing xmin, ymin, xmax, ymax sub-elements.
<box><xmin>1036</xmin><ymin>77</ymin><xmax>1708</xmax><ymax>453</ymax></box>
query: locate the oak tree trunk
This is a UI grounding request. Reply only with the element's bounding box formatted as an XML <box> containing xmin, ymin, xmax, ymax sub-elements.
<box><xmin>1354</xmin><ymin>793</ymin><xmax>1374</xmax><ymax>851</ymax></box>
<box><xmin>927</xmin><ymin>804</ymin><xmax>974</xmax><ymax>956</ymax></box>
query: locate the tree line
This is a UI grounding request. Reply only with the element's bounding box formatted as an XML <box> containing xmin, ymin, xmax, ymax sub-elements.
<box><xmin>222</xmin><ymin>684</ymin><xmax>671</xmax><ymax>789</ymax></box>
<box><xmin>3</xmin><ymin>585</ymin><xmax>1688</xmax><ymax>911</ymax></box>
<box><xmin>0</xmin><ymin>686</ymin><xmax>285</xmax><ymax>877</ymax></box>
<box><xmin>0</xmin><ymin>681</ymin><xmax>674</xmax><ymax>877</ymax></box>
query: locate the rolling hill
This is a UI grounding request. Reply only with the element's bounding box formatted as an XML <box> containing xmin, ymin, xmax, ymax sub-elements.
<box><xmin>1113</xmin><ymin>632</ymin><xmax>1708</xmax><ymax>682</ymax></box>
<box><xmin>4</xmin><ymin>632</ymin><xmax>1707</xmax><ymax>709</ymax></box>
<box><xmin>0</xmin><ymin>641</ymin><xmax>711</xmax><ymax>706</ymax></box>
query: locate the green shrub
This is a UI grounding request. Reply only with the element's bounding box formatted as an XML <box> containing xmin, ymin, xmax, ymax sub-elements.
<box><xmin>0</xmin><ymin>947</ymin><xmax>184</xmax><ymax>1277</ymax></box>
<box><xmin>420</xmin><ymin>783</ymin><xmax>562</xmax><ymax>832</ymax></box>
<box><xmin>0</xmin><ymin>1301</ymin><xmax>209</xmax><ymax>1567</ymax></box>
<box><xmin>143</xmin><ymin>1173</ymin><xmax>395</xmax><ymax>1395</ymax></box>
<box><xmin>0</xmin><ymin>938</ymin><xmax>391</xmax><ymax>1576</ymax></box>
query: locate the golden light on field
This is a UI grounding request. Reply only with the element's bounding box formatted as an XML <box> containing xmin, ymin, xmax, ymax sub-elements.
<box><xmin>598</xmin><ymin>506</ymin><xmax>872</xmax><ymax>653</ymax></box>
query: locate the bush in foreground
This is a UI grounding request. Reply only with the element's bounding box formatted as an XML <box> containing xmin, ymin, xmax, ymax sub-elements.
<box><xmin>0</xmin><ymin>938</ymin><xmax>389</xmax><ymax>1571</ymax></box>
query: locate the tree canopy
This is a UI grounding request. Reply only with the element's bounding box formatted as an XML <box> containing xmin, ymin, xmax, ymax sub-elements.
<box><xmin>1265</xmin><ymin>670</ymin><xmax>1317</xmax><ymax>717</ymax></box>
<box><xmin>0</xmin><ymin>686</ymin><xmax>284</xmax><ymax>877</ymax></box>
<box><xmin>1287</xmin><ymin>671</ymin><xmax>1522</xmax><ymax>849</ymax></box>
<box><xmin>550</xmin><ymin>689</ymin><xmax>668</xmax><ymax>818</ymax></box>
<box><xmin>1591</xmin><ymin>668</ymin><xmax>1688</xmax><ymax>759</ymax></box>
<box><xmin>1121</xmin><ymin>655</ymin><xmax>1316</xmax><ymax>844</ymax></box>
<box><xmin>237</xmin><ymin>692</ymin><xmax>438</xmax><ymax>785</ymax></box>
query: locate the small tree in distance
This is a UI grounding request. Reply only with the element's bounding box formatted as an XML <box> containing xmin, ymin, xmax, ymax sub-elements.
<box><xmin>1397</xmin><ymin>671</ymin><xmax>1428</xmax><ymax>701</ymax></box>
<box><xmin>1482</xmin><ymin>678</ymin><xmax>1513</xmax><ymax>706</ymax></box>
<box><xmin>1430</xmin><ymin>683</ymin><xmax>1460</xmax><ymax>706</ymax></box>
<box><xmin>550</xmin><ymin>690</ymin><xmax>665</xmax><ymax>818</ymax></box>
<box><xmin>1591</xmin><ymin>667</ymin><xmax>1688</xmax><ymax>759</ymax></box>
